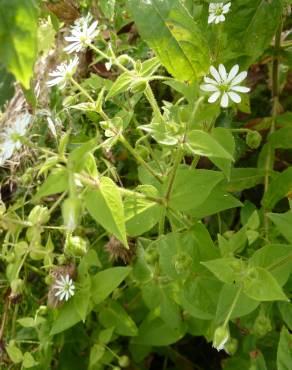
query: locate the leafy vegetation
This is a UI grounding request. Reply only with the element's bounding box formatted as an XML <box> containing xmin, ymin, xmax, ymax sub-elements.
<box><xmin>0</xmin><ymin>0</ymin><xmax>292</xmax><ymax>369</ymax></box>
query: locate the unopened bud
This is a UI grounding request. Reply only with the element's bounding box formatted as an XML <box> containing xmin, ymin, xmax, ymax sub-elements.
<box><xmin>62</xmin><ymin>198</ymin><xmax>81</xmax><ymax>232</ymax></box>
<box><xmin>246</xmin><ymin>131</ymin><xmax>262</xmax><ymax>149</ymax></box>
<box><xmin>28</xmin><ymin>206</ymin><xmax>50</xmax><ymax>225</ymax></box>
<box><xmin>253</xmin><ymin>314</ymin><xmax>272</xmax><ymax>337</ymax></box>
<box><xmin>11</xmin><ymin>279</ymin><xmax>24</xmax><ymax>294</ymax></box>
<box><xmin>65</xmin><ymin>235</ymin><xmax>88</xmax><ymax>257</ymax></box>
<box><xmin>118</xmin><ymin>355</ymin><xmax>130</xmax><ymax>368</ymax></box>
<box><xmin>173</xmin><ymin>253</ymin><xmax>192</xmax><ymax>275</ymax></box>
<box><xmin>224</xmin><ymin>338</ymin><xmax>238</xmax><ymax>355</ymax></box>
<box><xmin>213</xmin><ymin>325</ymin><xmax>229</xmax><ymax>352</ymax></box>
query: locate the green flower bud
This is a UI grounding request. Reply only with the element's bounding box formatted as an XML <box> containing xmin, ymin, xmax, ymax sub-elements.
<box><xmin>213</xmin><ymin>325</ymin><xmax>230</xmax><ymax>352</ymax></box>
<box><xmin>224</xmin><ymin>338</ymin><xmax>238</xmax><ymax>355</ymax></box>
<box><xmin>57</xmin><ymin>254</ymin><xmax>67</xmax><ymax>265</ymax></box>
<box><xmin>28</xmin><ymin>206</ymin><xmax>50</xmax><ymax>225</ymax></box>
<box><xmin>118</xmin><ymin>355</ymin><xmax>130</xmax><ymax>368</ymax></box>
<box><xmin>246</xmin><ymin>131</ymin><xmax>262</xmax><ymax>149</ymax></box>
<box><xmin>173</xmin><ymin>253</ymin><xmax>192</xmax><ymax>275</ymax></box>
<box><xmin>45</xmin><ymin>275</ymin><xmax>54</xmax><ymax>285</ymax></box>
<box><xmin>62</xmin><ymin>198</ymin><xmax>81</xmax><ymax>232</ymax></box>
<box><xmin>65</xmin><ymin>235</ymin><xmax>88</xmax><ymax>257</ymax></box>
<box><xmin>11</xmin><ymin>279</ymin><xmax>24</xmax><ymax>294</ymax></box>
<box><xmin>144</xmin><ymin>248</ymin><xmax>159</xmax><ymax>264</ymax></box>
<box><xmin>253</xmin><ymin>314</ymin><xmax>272</xmax><ymax>337</ymax></box>
<box><xmin>36</xmin><ymin>305</ymin><xmax>48</xmax><ymax>316</ymax></box>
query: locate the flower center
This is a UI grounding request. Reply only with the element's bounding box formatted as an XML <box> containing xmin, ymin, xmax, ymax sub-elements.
<box><xmin>219</xmin><ymin>83</ymin><xmax>230</xmax><ymax>93</ymax></box>
<box><xmin>215</xmin><ymin>6</ymin><xmax>223</xmax><ymax>16</ymax></box>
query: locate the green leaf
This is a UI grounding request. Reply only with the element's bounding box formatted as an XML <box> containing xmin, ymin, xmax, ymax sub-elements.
<box><xmin>50</xmin><ymin>298</ymin><xmax>81</xmax><ymax>336</ymax></box>
<box><xmin>216</xmin><ymin>284</ymin><xmax>259</xmax><ymax>323</ymax></box>
<box><xmin>74</xmin><ymin>276</ymin><xmax>91</xmax><ymax>322</ymax></box>
<box><xmin>277</xmin><ymin>327</ymin><xmax>292</xmax><ymax>370</ymax></box>
<box><xmin>202</xmin><ymin>257</ymin><xmax>247</xmax><ymax>284</ymax></box>
<box><xmin>106</xmin><ymin>72</ymin><xmax>133</xmax><ymax>100</ymax></box>
<box><xmin>91</xmin><ymin>267</ymin><xmax>131</xmax><ymax>305</ymax></box>
<box><xmin>132</xmin><ymin>316</ymin><xmax>185</xmax><ymax>346</ymax></box>
<box><xmin>99</xmin><ymin>301</ymin><xmax>138</xmax><ymax>336</ymax></box>
<box><xmin>249</xmin><ymin>244</ymin><xmax>292</xmax><ymax>286</ymax></box>
<box><xmin>186</xmin><ymin>129</ymin><xmax>234</xmax><ymax>161</ymax></box>
<box><xmin>0</xmin><ymin>0</ymin><xmax>37</xmax><ymax>88</ymax></box>
<box><xmin>34</xmin><ymin>169</ymin><xmax>69</xmax><ymax>199</ymax></box>
<box><xmin>0</xmin><ymin>66</ymin><xmax>15</xmax><ymax>108</ymax></box>
<box><xmin>278</xmin><ymin>302</ymin><xmax>292</xmax><ymax>331</ymax></box>
<box><xmin>223</xmin><ymin>0</ymin><xmax>283</xmax><ymax>65</ymax></box>
<box><xmin>128</xmin><ymin>0</ymin><xmax>210</xmax><ymax>82</ymax></box>
<box><xmin>85</xmin><ymin>177</ymin><xmax>128</xmax><ymax>247</ymax></box>
<box><xmin>89</xmin><ymin>344</ymin><xmax>105</xmax><ymax>368</ymax></box>
<box><xmin>227</xmin><ymin>168</ymin><xmax>265</xmax><ymax>192</ymax></box>
<box><xmin>6</xmin><ymin>341</ymin><xmax>23</xmax><ymax>363</ymax></box>
<box><xmin>179</xmin><ymin>276</ymin><xmax>222</xmax><ymax>320</ymax></box>
<box><xmin>208</xmin><ymin>128</ymin><xmax>235</xmax><ymax>178</ymax></box>
<box><xmin>243</xmin><ymin>267</ymin><xmax>288</xmax><ymax>302</ymax></box>
<box><xmin>268</xmin><ymin>211</ymin><xmax>292</xmax><ymax>243</ymax></box>
<box><xmin>262</xmin><ymin>168</ymin><xmax>292</xmax><ymax>209</ymax></box>
<box><xmin>124</xmin><ymin>185</ymin><xmax>163</xmax><ymax>237</ymax></box>
<box><xmin>22</xmin><ymin>352</ymin><xmax>38</xmax><ymax>368</ymax></box>
<box><xmin>167</xmin><ymin>168</ymin><xmax>223</xmax><ymax>212</ymax></box>
<box><xmin>269</xmin><ymin>127</ymin><xmax>292</xmax><ymax>149</ymax></box>
<box><xmin>187</xmin><ymin>183</ymin><xmax>242</xmax><ymax>219</ymax></box>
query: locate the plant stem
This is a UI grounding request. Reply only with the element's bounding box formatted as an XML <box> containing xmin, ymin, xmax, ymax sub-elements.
<box><xmin>71</xmin><ymin>78</ymin><xmax>94</xmax><ymax>103</ymax></box>
<box><xmin>144</xmin><ymin>83</ymin><xmax>164</xmax><ymax>120</ymax></box>
<box><xmin>223</xmin><ymin>286</ymin><xmax>243</xmax><ymax>327</ymax></box>
<box><xmin>119</xmin><ymin>134</ymin><xmax>163</xmax><ymax>183</ymax></box>
<box><xmin>165</xmin><ymin>146</ymin><xmax>183</xmax><ymax>202</ymax></box>
<box><xmin>263</xmin><ymin>20</ymin><xmax>282</xmax><ymax>236</ymax></box>
<box><xmin>89</xmin><ymin>44</ymin><xmax>129</xmax><ymax>73</ymax></box>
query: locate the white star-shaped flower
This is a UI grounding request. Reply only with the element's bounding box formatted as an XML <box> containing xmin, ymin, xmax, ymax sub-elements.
<box><xmin>64</xmin><ymin>14</ymin><xmax>99</xmax><ymax>54</ymax></box>
<box><xmin>54</xmin><ymin>274</ymin><xmax>75</xmax><ymax>302</ymax></box>
<box><xmin>208</xmin><ymin>2</ymin><xmax>231</xmax><ymax>24</ymax></box>
<box><xmin>200</xmin><ymin>64</ymin><xmax>250</xmax><ymax>108</ymax></box>
<box><xmin>0</xmin><ymin>113</ymin><xmax>31</xmax><ymax>166</ymax></box>
<box><xmin>47</xmin><ymin>56</ymin><xmax>79</xmax><ymax>89</ymax></box>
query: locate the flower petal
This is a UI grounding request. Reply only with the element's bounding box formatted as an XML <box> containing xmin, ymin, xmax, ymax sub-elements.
<box><xmin>208</xmin><ymin>14</ymin><xmax>216</xmax><ymax>24</ymax></box>
<box><xmin>200</xmin><ymin>84</ymin><xmax>219</xmax><ymax>92</ymax></box>
<box><xmin>204</xmin><ymin>76</ymin><xmax>218</xmax><ymax>85</ymax></box>
<box><xmin>228</xmin><ymin>91</ymin><xmax>241</xmax><ymax>103</ymax></box>
<box><xmin>210</xmin><ymin>66</ymin><xmax>221</xmax><ymax>83</ymax></box>
<box><xmin>230</xmin><ymin>71</ymin><xmax>248</xmax><ymax>86</ymax></box>
<box><xmin>226</xmin><ymin>65</ymin><xmax>239</xmax><ymax>83</ymax></box>
<box><xmin>219</xmin><ymin>64</ymin><xmax>227</xmax><ymax>80</ymax></box>
<box><xmin>230</xmin><ymin>85</ymin><xmax>250</xmax><ymax>93</ymax></box>
<box><xmin>220</xmin><ymin>92</ymin><xmax>229</xmax><ymax>108</ymax></box>
<box><xmin>208</xmin><ymin>91</ymin><xmax>221</xmax><ymax>103</ymax></box>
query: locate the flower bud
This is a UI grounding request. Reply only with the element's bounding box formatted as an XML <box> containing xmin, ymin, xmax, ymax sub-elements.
<box><xmin>253</xmin><ymin>314</ymin><xmax>272</xmax><ymax>337</ymax></box>
<box><xmin>65</xmin><ymin>235</ymin><xmax>88</xmax><ymax>257</ymax></box>
<box><xmin>28</xmin><ymin>206</ymin><xmax>50</xmax><ymax>225</ymax></box>
<box><xmin>224</xmin><ymin>338</ymin><xmax>238</xmax><ymax>355</ymax></box>
<box><xmin>246</xmin><ymin>131</ymin><xmax>262</xmax><ymax>149</ymax></box>
<box><xmin>212</xmin><ymin>325</ymin><xmax>230</xmax><ymax>352</ymax></box>
<box><xmin>62</xmin><ymin>198</ymin><xmax>81</xmax><ymax>232</ymax></box>
<box><xmin>11</xmin><ymin>279</ymin><xmax>24</xmax><ymax>294</ymax></box>
<box><xmin>173</xmin><ymin>253</ymin><xmax>192</xmax><ymax>275</ymax></box>
<box><xmin>118</xmin><ymin>355</ymin><xmax>130</xmax><ymax>368</ymax></box>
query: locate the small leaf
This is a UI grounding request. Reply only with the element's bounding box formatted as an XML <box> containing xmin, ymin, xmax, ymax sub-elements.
<box><xmin>35</xmin><ymin>169</ymin><xmax>68</xmax><ymax>199</ymax></box>
<box><xmin>262</xmin><ymin>168</ymin><xmax>292</xmax><ymax>209</ymax></box>
<box><xmin>99</xmin><ymin>301</ymin><xmax>138</xmax><ymax>336</ymax></box>
<box><xmin>85</xmin><ymin>177</ymin><xmax>128</xmax><ymax>247</ymax></box>
<box><xmin>106</xmin><ymin>72</ymin><xmax>133</xmax><ymax>99</ymax></box>
<box><xmin>22</xmin><ymin>352</ymin><xmax>38</xmax><ymax>368</ymax></box>
<box><xmin>268</xmin><ymin>211</ymin><xmax>292</xmax><ymax>243</ymax></box>
<box><xmin>6</xmin><ymin>341</ymin><xmax>23</xmax><ymax>364</ymax></box>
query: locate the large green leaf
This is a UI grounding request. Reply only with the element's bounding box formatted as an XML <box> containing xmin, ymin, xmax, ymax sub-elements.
<box><xmin>91</xmin><ymin>267</ymin><xmax>131</xmax><ymax>304</ymax></box>
<box><xmin>227</xmin><ymin>168</ymin><xmax>265</xmax><ymax>192</ymax></box>
<box><xmin>223</xmin><ymin>0</ymin><xmax>283</xmax><ymax>65</ymax></box>
<box><xmin>0</xmin><ymin>0</ymin><xmax>37</xmax><ymax>88</ymax></box>
<box><xmin>167</xmin><ymin>168</ymin><xmax>223</xmax><ymax>212</ymax></box>
<box><xmin>0</xmin><ymin>66</ymin><xmax>15</xmax><ymax>108</ymax></box>
<box><xmin>128</xmin><ymin>0</ymin><xmax>210</xmax><ymax>82</ymax></box>
<box><xmin>85</xmin><ymin>177</ymin><xmax>128</xmax><ymax>247</ymax></box>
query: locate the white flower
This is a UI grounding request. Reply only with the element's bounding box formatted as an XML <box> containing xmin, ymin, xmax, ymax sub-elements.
<box><xmin>54</xmin><ymin>274</ymin><xmax>75</xmax><ymax>302</ymax></box>
<box><xmin>208</xmin><ymin>2</ymin><xmax>231</xmax><ymax>24</ymax></box>
<box><xmin>47</xmin><ymin>56</ymin><xmax>79</xmax><ymax>89</ymax></box>
<box><xmin>200</xmin><ymin>64</ymin><xmax>250</xmax><ymax>108</ymax></box>
<box><xmin>0</xmin><ymin>113</ymin><xmax>31</xmax><ymax>165</ymax></box>
<box><xmin>64</xmin><ymin>14</ymin><xmax>99</xmax><ymax>54</ymax></box>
